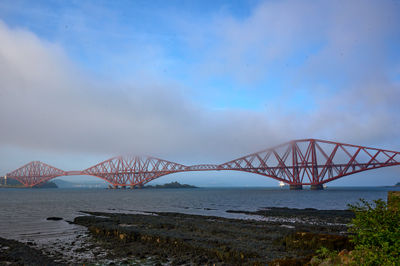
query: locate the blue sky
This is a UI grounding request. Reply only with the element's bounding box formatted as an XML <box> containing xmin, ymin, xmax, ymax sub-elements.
<box><xmin>0</xmin><ymin>0</ymin><xmax>400</xmax><ymax>186</ymax></box>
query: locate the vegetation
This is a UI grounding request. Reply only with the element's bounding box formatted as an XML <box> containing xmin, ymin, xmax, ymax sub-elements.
<box><xmin>313</xmin><ymin>197</ymin><xmax>400</xmax><ymax>265</ymax></box>
<box><xmin>347</xmin><ymin>198</ymin><xmax>400</xmax><ymax>265</ymax></box>
<box><xmin>313</xmin><ymin>246</ymin><xmax>342</xmax><ymax>264</ymax></box>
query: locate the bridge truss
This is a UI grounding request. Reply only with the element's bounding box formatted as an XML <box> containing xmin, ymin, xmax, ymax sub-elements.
<box><xmin>4</xmin><ymin>139</ymin><xmax>400</xmax><ymax>189</ymax></box>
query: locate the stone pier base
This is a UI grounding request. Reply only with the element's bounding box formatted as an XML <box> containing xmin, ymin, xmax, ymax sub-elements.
<box><xmin>289</xmin><ymin>184</ymin><xmax>303</xmax><ymax>190</ymax></box>
<box><xmin>310</xmin><ymin>184</ymin><xmax>324</xmax><ymax>190</ymax></box>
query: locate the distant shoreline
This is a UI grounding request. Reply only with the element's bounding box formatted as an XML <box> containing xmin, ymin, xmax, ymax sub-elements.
<box><xmin>144</xmin><ymin>181</ymin><xmax>197</xmax><ymax>189</ymax></box>
<box><xmin>1</xmin><ymin>183</ymin><xmax>399</xmax><ymax>189</ymax></box>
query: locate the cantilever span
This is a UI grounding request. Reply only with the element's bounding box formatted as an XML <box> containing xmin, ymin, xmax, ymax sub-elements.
<box><xmin>3</xmin><ymin>139</ymin><xmax>400</xmax><ymax>189</ymax></box>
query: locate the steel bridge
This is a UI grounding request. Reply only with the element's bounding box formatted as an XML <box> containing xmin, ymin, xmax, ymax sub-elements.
<box><xmin>2</xmin><ymin>139</ymin><xmax>400</xmax><ymax>190</ymax></box>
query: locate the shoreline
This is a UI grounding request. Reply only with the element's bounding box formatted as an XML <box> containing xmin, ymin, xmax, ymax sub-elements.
<box><xmin>73</xmin><ymin>209</ymin><xmax>354</xmax><ymax>264</ymax></box>
<box><xmin>0</xmin><ymin>207</ymin><xmax>355</xmax><ymax>265</ymax></box>
<box><xmin>0</xmin><ymin>237</ymin><xmax>59</xmax><ymax>265</ymax></box>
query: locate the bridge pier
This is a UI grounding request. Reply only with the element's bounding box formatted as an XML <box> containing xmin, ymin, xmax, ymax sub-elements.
<box><xmin>289</xmin><ymin>184</ymin><xmax>303</xmax><ymax>190</ymax></box>
<box><xmin>310</xmin><ymin>184</ymin><xmax>324</xmax><ymax>190</ymax></box>
<box><xmin>127</xmin><ymin>184</ymin><xmax>143</xmax><ymax>189</ymax></box>
<box><xmin>113</xmin><ymin>185</ymin><xmax>119</xmax><ymax>189</ymax></box>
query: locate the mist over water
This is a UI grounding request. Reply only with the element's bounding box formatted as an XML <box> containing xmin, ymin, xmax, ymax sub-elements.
<box><xmin>0</xmin><ymin>186</ymin><xmax>398</xmax><ymax>243</ymax></box>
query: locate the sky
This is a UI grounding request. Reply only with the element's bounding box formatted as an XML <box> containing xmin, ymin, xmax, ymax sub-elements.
<box><xmin>0</xmin><ymin>0</ymin><xmax>400</xmax><ymax>186</ymax></box>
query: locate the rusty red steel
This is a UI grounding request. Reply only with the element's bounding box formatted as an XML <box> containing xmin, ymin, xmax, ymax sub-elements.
<box><xmin>4</xmin><ymin>139</ymin><xmax>400</xmax><ymax>188</ymax></box>
<box><xmin>5</xmin><ymin>161</ymin><xmax>66</xmax><ymax>188</ymax></box>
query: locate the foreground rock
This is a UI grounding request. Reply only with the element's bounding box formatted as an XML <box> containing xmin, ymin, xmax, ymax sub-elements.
<box><xmin>0</xmin><ymin>237</ymin><xmax>60</xmax><ymax>265</ymax></box>
<box><xmin>46</xmin><ymin>217</ymin><xmax>63</xmax><ymax>221</ymax></box>
<box><xmin>74</xmin><ymin>209</ymin><xmax>354</xmax><ymax>265</ymax></box>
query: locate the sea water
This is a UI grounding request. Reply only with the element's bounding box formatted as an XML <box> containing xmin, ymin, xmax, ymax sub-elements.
<box><xmin>0</xmin><ymin>186</ymin><xmax>398</xmax><ymax>243</ymax></box>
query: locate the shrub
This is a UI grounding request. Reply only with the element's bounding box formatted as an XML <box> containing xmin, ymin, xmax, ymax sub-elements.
<box><xmin>347</xmin><ymin>199</ymin><xmax>400</xmax><ymax>265</ymax></box>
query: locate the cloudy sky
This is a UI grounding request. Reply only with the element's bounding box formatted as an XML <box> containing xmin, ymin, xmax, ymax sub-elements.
<box><xmin>0</xmin><ymin>0</ymin><xmax>399</xmax><ymax>186</ymax></box>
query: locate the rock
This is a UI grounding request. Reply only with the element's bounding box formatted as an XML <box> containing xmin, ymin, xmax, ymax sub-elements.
<box><xmin>283</xmin><ymin>232</ymin><xmax>353</xmax><ymax>251</ymax></box>
<box><xmin>46</xmin><ymin>217</ymin><xmax>63</xmax><ymax>221</ymax></box>
<box><xmin>338</xmin><ymin>249</ymin><xmax>348</xmax><ymax>256</ymax></box>
<box><xmin>309</xmin><ymin>256</ymin><xmax>322</xmax><ymax>265</ymax></box>
<box><xmin>73</xmin><ymin>210</ymin><xmax>355</xmax><ymax>264</ymax></box>
<box><xmin>0</xmin><ymin>236</ymin><xmax>60</xmax><ymax>265</ymax></box>
<box><xmin>338</xmin><ymin>249</ymin><xmax>353</xmax><ymax>264</ymax></box>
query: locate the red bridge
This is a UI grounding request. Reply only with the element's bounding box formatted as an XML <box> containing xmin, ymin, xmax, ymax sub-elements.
<box><xmin>2</xmin><ymin>139</ymin><xmax>400</xmax><ymax>190</ymax></box>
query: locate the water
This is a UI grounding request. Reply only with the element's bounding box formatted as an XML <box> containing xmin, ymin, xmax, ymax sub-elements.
<box><xmin>0</xmin><ymin>186</ymin><xmax>398</xmax><ymax>243</ymax></box>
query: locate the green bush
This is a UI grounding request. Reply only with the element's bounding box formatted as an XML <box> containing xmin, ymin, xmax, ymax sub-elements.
<box><xmin>315</xmin><ymin>246</ymin><xmax>338</xmax><ymax>260</ymax></box>
<box><xmin>347</xmin><ymin>199</ymin><xmax>400</xmax><ymax>265</ymax></box>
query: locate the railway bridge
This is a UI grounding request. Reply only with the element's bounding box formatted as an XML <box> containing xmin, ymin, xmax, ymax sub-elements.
<box><xmin>2</xmin><ymin>139</ymin><xmax>400</xmax><ymax>190</ymax></box>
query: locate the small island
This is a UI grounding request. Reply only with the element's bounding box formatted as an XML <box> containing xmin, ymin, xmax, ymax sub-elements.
<box><xmin>145</xmin><ymin>181</ymin><xmax>197</xmax><ymax>189</ymax></box>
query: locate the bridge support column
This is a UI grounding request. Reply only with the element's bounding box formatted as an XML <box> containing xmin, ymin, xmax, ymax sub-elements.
<box><xmin>130</xmin><ymin>185</ymin><xmax>135</xmax><ymax>189</ymax></box>
<box><xmin>121</xmin><ymin>186</ymin><xmax>126</xmax><ymax>189</ymax></box>
<box><xmin>310</xmin><ymin>184</ymin><xmax>324</xmax><ymax>190</ymax></box>
<box><xmin>113</xmin><ymin>185</ymin><xmax>119</xmax><ymax>189</ymax></box>
<box><xmin>289</xmin><ymin>184</ymin><xmax>303</xmax><ymax>190</ymax></box>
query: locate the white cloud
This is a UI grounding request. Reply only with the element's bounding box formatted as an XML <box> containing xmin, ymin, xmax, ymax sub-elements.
<box><xmin>0</xmin><ymin>0</ymin><xmax>399</xmax><ymax>187</ymax></box>
<box><xmin>0</xmin><ymin>21</ymin><xmax>286</xmax><ymax>165</ymax></box>
<box><xmin>178</xmin><ymin>0</ymin><xmax>400</xmax><ymax>146</ymax></box>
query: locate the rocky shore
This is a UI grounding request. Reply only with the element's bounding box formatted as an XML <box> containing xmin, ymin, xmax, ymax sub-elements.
<box><xmin>71</xmin><ymin>208</ymin><xmax>354</xmax><ymax>265</ymax></box>
<box><xmin>0</xmin><ymin>237</ymin><xmax>59</xmax><ymax>265</ymax></box>
<box><xmin>0</xmin><ymin>207</ymin><xmax>355</xmax><ymax>265</ymax></box>
<box><xmin>226</xmin><ymin>207</ymin><xmax>355</xmax><ymax>226</ymax></box>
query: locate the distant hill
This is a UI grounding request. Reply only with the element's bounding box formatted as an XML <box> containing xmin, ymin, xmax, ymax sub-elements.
<box><xmin>53</xmin><ymin>179</ymin><xmax>108</xmax><ymax>188</ymax></box>
<box><xmin>34</xmin><ymin>181</ymin><xmax>57</xmax><ymax>188</ymax></box>
<box><xmin>396</xmin><ymin>182</ymin><xmax>400</xmax><ymax>186</ymax></box>
<box><xmin>2</xmin><ymin>178</ymin><xmax>22</xmax><ymax>186</ymax></box>
<box><xmin>53</xmin><ymin>179</ymin><xmax>76</xmax><ymax>188</ymax></box>
<box><xmin>0</xmin><ymin>178</ymin><xmax>57</xmax><ymax>188</ymax></box>
<box><xmin>145</xmin><ymin>181</ymin><xmax>197</xmax><ymax>189</ymax></box>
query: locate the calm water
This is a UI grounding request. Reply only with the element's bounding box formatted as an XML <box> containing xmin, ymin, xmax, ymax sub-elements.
<box><xmin>0</xmin><ymin>186</ymin><xmax>398</xmax><ymax>243</ymax></box>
